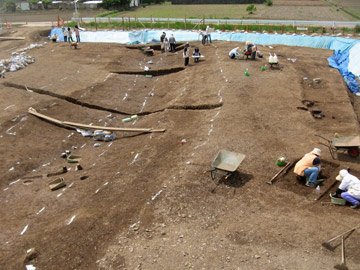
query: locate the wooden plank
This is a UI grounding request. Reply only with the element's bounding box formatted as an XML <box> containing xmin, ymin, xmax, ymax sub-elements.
<box><xmin>267</xmin><ymin>161</ymin><xmax>293</xmax><ymax>185</ymax></box>
<box><xmin>28</xmin><ymin>107</ymin><xmax>165</xmax><ymax>133</ymax></box>
<box><xmin>0</xmin><ymin>37</ymin><xmax>25</xmax><ymax>40</ymax></box>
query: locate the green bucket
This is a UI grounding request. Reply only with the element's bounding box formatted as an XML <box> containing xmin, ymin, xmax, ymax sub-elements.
<box><xmin>330</xmin><ymin>195</ymin><xmax>346</xmax><ymax>205</ymax></box>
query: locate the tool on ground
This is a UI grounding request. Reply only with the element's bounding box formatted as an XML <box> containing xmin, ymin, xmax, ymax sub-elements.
<box><xmin>334</xmin><ymin>236</ymin><xmax>348</xmax><ymax>270</ymax></box>
<box><xmin>315</xmin><ymin>134</ymin><xmax>360</xmax><ymax>159</ymax></box>
<box><xmin>322</xmin><ymin>226</ymin><xmax>359</xmax><ymax>251</ymax></box>
<box><xmin>267</xmin><ymin>161</ymin><xmax>293</xmax><ymax>185</ymax></box>
<box><xmin>48</xmin><ymin>177</ymin><xmax>66</xmax><ymax>191</ymax></box>
<box><xmin>205</xmin><ymin>150</ymin><xmax>245</xmax><ymax>182</ymax></box>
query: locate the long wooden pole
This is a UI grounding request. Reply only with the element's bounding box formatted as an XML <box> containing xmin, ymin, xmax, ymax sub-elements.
<box><xmin>28</xmin><ymin>108</ymin><xmax>166</xmax><ymax>133</ymax></box>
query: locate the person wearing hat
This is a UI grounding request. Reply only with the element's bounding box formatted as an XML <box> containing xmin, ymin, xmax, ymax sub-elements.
<box><xmin>229</xmin><ymin>47</ymin><xmax>241</xmax><ymax>59</ymax></box>
<box><xmin>294</xmin><ymin>148</ymin><xmax>322</xmax><ymax>187</ymax></box>
<box><xmin>332</xmin><ymin>169</ymin><xmax>360</xmax><ymax>209</ymax></box>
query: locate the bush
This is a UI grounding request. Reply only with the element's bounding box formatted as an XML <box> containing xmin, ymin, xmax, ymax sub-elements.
<box><xmin>246</xmin><ymin>4</ymin><xmax>256</xmax><ymax>14</ymax></box>
<box><xmin>356</xmin><ymin>24</ymin><xmax>360</xmax><ymax>33</ymax></box>
<box><xmin>265</xmin><ymin>0</ymin><xmax>272</xmax><ymax>6</ymax></box>
<box><xmin>102</xmin><ymin>0</ymin><xmax>130</xmax><ymax>10</ymax></box>
<box><xmin>5</xmin><ymin>0</ymin><xmax>16</xmax><ymax>12</ymax></box>
<box><xmin>42</xmin><ymin>0</ymin><xmax>51</xmax><ymax>9</ymax></box>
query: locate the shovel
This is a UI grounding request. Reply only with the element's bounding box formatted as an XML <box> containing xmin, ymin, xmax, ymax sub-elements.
<box><xmin>334</xmin><ymin>236</ymin><xmax>348</xmax><ymax>270</ymax></box>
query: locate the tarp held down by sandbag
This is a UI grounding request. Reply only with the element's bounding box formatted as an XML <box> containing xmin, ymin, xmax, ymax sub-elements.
<box><xmin>49</xmin><ymin>28</ymin><xmax>360</xmax><ymax>94</ymax></box>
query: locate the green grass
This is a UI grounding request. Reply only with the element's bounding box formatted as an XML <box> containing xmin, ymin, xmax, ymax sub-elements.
<box><xmin>96</xmin><ymin>3</ymin><xmax>251</xmax><ymax>19</ymax></box>
<box><xmin>72</xmin><ymin>20</ymin><xmax>355</xmax><ymax>35</ymax></box>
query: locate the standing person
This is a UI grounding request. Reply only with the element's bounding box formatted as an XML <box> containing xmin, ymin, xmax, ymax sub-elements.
<box><xmin>183</xmin><ymin>43</ymin><xmax>190</xmax><ymax>66</ymax></box>
<box><xmin>332</xmin><ymin>169</ymin><xmax>360</xmax><ymax>209</ymax></box>
<box><xmin>68</xmin><ymin>27</ymin><xmax>74</xmax><ymax>42</ymax></box>
<box><xmin>160</xmin><ymin>32</ymin><xmax>166</xmax><ymax>52</ymax></box>
<box><xmin>169</xmin><ymin>34</ymin><xmax>176</xmax><ymax>53</ymax></box>
<box><xmin>200</xmin><ymin>31</ymin><xmax>206</xmax><ymax>46</ymax></box>
<box><xmin>75</xmin><ymin>25</ymin><xmax>80</xmax><ymax>43</ymax></box>
<box><xmin>63</xmin><ymin>27</ymin><xmax>68</xmax><ymax>42</ymax></box>
<box><xmin>205</xmin><ymin>25</ymin><xmax>212</xmax><ymax>44</ymax></box>
<box><xmin>164</xmin><ymin>37</ymin><xmax>170</xmax><ymax>56</ymax></box>
<box><xmin>293</xmin><ymin>148</ymin><xmax>322</xmax><ymax>187</ymax></box>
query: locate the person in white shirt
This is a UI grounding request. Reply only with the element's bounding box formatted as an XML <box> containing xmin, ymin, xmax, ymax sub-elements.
<box><xmin>229</xmin><ymin>47</ymin><xmax>241</xmax><ymax>59</ymax></box>
<box><xmin>205</xmin><ymin>25</ymin><xmax>212</xmax><ymax>44</ymax></box>
<box><xmin>332</xmin><ymin>169</ymin><xmax>360</xmax><ymax>209</ymax></box>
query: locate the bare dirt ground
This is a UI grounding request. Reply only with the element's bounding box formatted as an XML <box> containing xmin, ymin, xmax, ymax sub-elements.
<box><xmin>1</xmin><ymin>26</ymin><xmax>360</xmax><ymax>270</ymax></box>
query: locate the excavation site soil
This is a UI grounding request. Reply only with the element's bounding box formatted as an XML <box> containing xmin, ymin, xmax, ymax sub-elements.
<box><xmin>1</xmin><ymin>26</ymin><xmax>360</xmax><ymax>270</ymax></box>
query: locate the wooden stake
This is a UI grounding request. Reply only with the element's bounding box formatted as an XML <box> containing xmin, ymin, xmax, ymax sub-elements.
<box><xmin>267</xmin><ymin>162</ymin><xmax>292</xmax><ymax>185</ymax></box>
<box><xmin>168</xmin><ymin>16</ymin><xmax>169</xmax><ymax>29</ymax></box>
<box><xmin>151</xmin><ymin>15</ymin><xmax>152</xmax><ymax>28</ymax></box>
<box><xmin>185</xmin><ymin>15</ymin><xmax>186</xmax><ymax>30</ymax></box>
<box><xmin>94</xmin><ymin>17</ymin><xmax>97</xmax><ymax>31</ymax></box>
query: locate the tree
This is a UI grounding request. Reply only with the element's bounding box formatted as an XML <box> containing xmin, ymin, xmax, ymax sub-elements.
<box><xmin>265</xmin><ymin>0</ymin><xmax>272</xmax><ymax>6</ymax></box>
<box><xmin>246</xmin><ymin>4</ymin><xmax>256</xmax><ymax>14</ymax></box>
<box><xmin>5</xmin><ymin>0</ymin><xmax>16</xmax><ymax>12</ymax></box>
<box><xmin>42</xmin><ymin>0</ymin><xmax>51</xmax><ymax>9</ymax></box>
<box><xmin>102</xmin><ymin>0</ymin><xmax>130</xmax><ymax>10</ymax></box>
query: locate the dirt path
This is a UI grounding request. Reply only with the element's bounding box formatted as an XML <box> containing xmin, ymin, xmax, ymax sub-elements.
<box><xmin>0</xmin><ymin>26</ymin><xmax>360</xmax><ymax>270</ymax></box>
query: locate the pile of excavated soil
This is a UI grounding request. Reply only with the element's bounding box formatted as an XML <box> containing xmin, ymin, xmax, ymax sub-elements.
<box><xmin>1</xmin><ymin>26</ymin><xmax>360</xmax><ymax>270</ymax></box>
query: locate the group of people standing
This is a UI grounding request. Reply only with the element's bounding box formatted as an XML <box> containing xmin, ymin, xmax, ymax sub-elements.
<box><xmin>62</xmin><ymin>25</ymin><xmax>80</xmax><ymax>43</ymax></box>
<box><xmin>200</xmin><ymin>26</ymin><xmax>212</xmax><ymax>46</ymax></box>
<box><xmin>160</xmin><ymin>32</ymin><xmax>176</xmax><ymax>54</ymax></box>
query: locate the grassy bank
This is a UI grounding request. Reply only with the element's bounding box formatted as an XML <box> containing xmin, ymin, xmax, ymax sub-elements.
<box><xmin>67</xmin><ymin>20</ymin><xmax>359</xmax><ymax>35</ymax></box>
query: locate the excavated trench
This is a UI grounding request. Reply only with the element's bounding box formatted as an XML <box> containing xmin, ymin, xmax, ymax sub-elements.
<box><xmin>125</xmin><ymin>43</ymin><xmax>185</xmax><ymax>51</ymax></box>
<box><xmin>3</xmin><ymin>82</ymin><xmax>223</xmax><ymax>116</ymax></box>
<box><xmin>111</xmin><ymin>66</ymin><xmax>184</xmax><ymax>76</ymax></box>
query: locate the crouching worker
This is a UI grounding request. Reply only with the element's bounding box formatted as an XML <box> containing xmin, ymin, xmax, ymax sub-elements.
<box><xmin>294</xmin><ymin>148</ymin><xmax>322</xmax><ymax>187</ymax></box>
<box><xmin>193</xmin><ymin>47</ymin><xmax>201</xmax><ymax>63</ymax></box>
<box><xmin>229</xmin><ymin>47</ymin><xmax>241</xmax><ymax>59</ymax></box>
<box><xmin>332</xmin><ymin>169</ymin><xmax>360</xmax><ymax>209</ymax></box>
<box><xmin>51</xmin><ymin>33</ymin><xmax>57</xmax><ymax>43</ymax></box>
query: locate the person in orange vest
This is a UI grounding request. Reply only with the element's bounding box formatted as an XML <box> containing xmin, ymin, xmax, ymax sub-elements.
<box><xmin>294</xmin><ymin>148</ymin><xmax>321</xmax><ymax>187</ymax></box>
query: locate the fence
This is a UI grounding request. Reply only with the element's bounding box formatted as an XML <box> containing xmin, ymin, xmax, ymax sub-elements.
<box><xmin>69</xmin><ymin>16</ymin><xmax>360</xmax><ymax>36</ymax></box>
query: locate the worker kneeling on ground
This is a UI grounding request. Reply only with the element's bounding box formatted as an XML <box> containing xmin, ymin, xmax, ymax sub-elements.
<box><xmin>332</xmin><ymin>169</ymin><xmax>360</xmax><ymax>209</ymax></box>
<box><xmin>193</xmin><ymin>47</ymin><xmax>201</xmax><ymax>63</ymax></box>
<box><xmin>229</xmin><ymin>47</ymin><xmax>241</xmax><ymax>59</ymax></box>
<box><xmin>294</xmin><ymin>148</ymin><xmax>322</xmax><ymax>187</ymax></box>
<box><xmin>245</xmin><ymin>41</ymin><xmax>257</xmax><ymax>60</ymax></box>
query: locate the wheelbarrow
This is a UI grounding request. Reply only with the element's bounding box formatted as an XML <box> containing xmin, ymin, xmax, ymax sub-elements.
<box><xmin>205</xmin><ymin>150</ymin><xmax>246</xmax><ymax>181</ymax></box>
<box><xmin>315</xmin><ymin>134</ymin><xmax>360</xmax><ymax>159</ymax></box>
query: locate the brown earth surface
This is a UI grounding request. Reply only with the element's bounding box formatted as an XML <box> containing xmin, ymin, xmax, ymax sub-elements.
<box><xmin>1</xmin><ymin>26</ymin><xmax>360</xmax><ymax>270</ymax></box>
